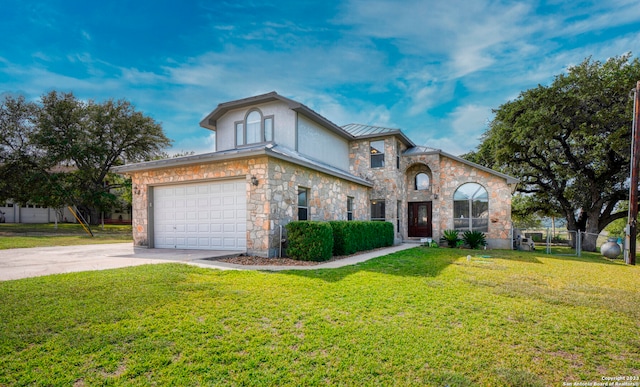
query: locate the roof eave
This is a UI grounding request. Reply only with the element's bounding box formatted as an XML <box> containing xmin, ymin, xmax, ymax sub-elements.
<box><xmin>112</xmin><ymin>149</ymin><xmax>269</xmax><ymax>174</ymax></box>
<box><xmin>355</xmin><ymin>130</ymin><xmax>415</xmax><ymax>147</ymax></box>
<box><xmin>199</xmin><ymin>91</ymin><xmax>284</xmax><ymax>131</ymax></box>
<box><xmin>112</xmin><ymin>146</ymin><xmax>373</xmax><ymax>187</ymax></box>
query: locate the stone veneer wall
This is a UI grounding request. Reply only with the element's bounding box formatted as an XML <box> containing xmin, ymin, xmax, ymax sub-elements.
<box><xmin>402</xmin><ymin>154</ymin><xmax>441</xmax><ymax>239</ymax></box>
<box><xmin>266</xmin><ymin>158</ymin><xmax>370</xmax><ymax>257</ymax></box>
<box><xmin>349</xmin><ymin>136</ymin><xmax>513</xmax><ymax>248</ymax></box>
<box><xmin>126</xmin><ymin>156</ymin><xmax>370</xmax><ymax>257</ymax></box>
<box><xmin>349</xmin><ymin>137</ymin><xmax>406</xmax><ymax>242</ymax></box>
<box><xmin>438</xmin><ymin>155</ymin><xmax>513</xmax><ymax>249</ymax></box>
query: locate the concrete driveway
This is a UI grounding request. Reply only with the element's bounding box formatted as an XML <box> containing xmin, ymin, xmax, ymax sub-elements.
<box><xmin>0</xmin><ymin>243</ymin><xmax>418</xmax><ymax>281</ymax></box>
<box><xmin>0</xmin><ymin>243</ymin><xmax>243</xmax><ymax>281</ymax></box>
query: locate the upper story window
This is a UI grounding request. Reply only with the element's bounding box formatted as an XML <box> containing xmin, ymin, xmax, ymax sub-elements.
<box><xmin>453</xmin><ymin>183</ymin><xmax>488</xmax><ymax>232</ymax></box>
<box><xmin>235</xmin><ymin>109</ymin><xmax>274</xmax><ymax>147</ymax></box>
<box><xmin>415</xmin><ymin>173</ymin><xmax>430</xmax><ymax>190</ymax></box>
<box><xmin>370</xmin><ymin>140</ymin><xmax>385</xmax><ymax>168</ymax></box>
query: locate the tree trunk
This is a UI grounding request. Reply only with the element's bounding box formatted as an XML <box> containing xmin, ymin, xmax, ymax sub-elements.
<box><xmin>581</xmin><ymin>231</ymin><xmax>599</xmax><ymax>252</ymax></box>
<box><xmin>581</xmin><ymin>210</ymin><xmax>603</xmax><ymax>252</ymax></box>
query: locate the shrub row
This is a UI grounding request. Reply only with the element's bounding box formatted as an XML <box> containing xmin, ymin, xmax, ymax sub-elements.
<box><xmin>285</xmin><ymin>221</ymin><xmax>334</xmax><ymax>262</ymax></box>
<box><xmin>329</xmin><ymin>221</ymin><xmax>394</xmax><ymax>256</ymax></box>
<box><xmin>285</xmin><ymin>221</ymin><xmax>394</xmax><ymax>261</ymax></box>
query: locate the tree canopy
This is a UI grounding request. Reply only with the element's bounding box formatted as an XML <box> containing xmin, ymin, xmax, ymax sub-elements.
<box><xmin>0</xmin><ymin>91</ymin><xmax>172</xmax><ymax>224</ymax></box>
<box><xmin>467</xmin><ymin>54</ymin><xmax>640</xmax><ymax>251</ymax></box>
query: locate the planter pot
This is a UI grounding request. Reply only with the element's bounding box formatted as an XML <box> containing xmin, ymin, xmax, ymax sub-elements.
<box><xmin>600</xmin><ymin>238</ymin><xmax>621</xmax><ymax>259</ymax></box>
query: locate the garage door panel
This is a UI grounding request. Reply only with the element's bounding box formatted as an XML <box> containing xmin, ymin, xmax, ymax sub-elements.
<box><xmin>154</xmin><ymin>180</ymin><xmax>246</xmax><ymax>250</ymax></box>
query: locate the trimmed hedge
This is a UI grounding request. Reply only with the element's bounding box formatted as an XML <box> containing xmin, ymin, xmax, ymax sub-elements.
<box><xmin>330</xmin><ymin>221</ymin><xmax>394</xmax><ymax>256</ymax></box>
<box><xmin>286</xmin><ymin>221</ymin><xmax>394</xmax><ymax>261</ymax></box>
<box><xmin>285</xmin><ymin>221</ymin><xmax>334</xmax><ymax>261</ymax></box>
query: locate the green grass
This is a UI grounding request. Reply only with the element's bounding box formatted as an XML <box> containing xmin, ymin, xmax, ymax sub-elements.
<box><xmin>1</xmin><ymin>247</ymin><xmax>638</xmax><ymax>386</ymax></box>
<box><xmin>0</xmin><ymin>223</ymin><xmax>132</xmax><ymax>249</ymax></box>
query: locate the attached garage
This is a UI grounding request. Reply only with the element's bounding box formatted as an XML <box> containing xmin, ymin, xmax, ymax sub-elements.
<box><xmin>152</xmin><ymin>179</ymin><xmax>247</xmax><ymax>250</ymax></box>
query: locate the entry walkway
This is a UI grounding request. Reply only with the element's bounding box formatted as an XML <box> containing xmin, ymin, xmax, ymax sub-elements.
<box><xmin>0</xmin><ymin>243</ymin><xmax>417</xmax><ymax>281</ymax></box>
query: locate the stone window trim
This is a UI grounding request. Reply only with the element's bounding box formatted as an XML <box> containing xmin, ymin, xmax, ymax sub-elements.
<box><xmin>370</xmin><ymin>140</ymin><xmax>385</xmax><ymax>168</ymax></box>
<box><xmin>234</xmin><ymin>108</ymin><xmax>275</xmax><ymax>147</ymax></box>
<box><xmin>453</xmin><ymin>182</ymin><xmax>489</xmax><ymax>232</ymax></box>
<box><xmin>298</xmin><ymin>186</ymin><xmax>309</xmax><ymax>221</ymax></box>
<box><xmin>370</xmin><ymin>199</ymin><xmax>385</xmax><ymax>221</ymax></box>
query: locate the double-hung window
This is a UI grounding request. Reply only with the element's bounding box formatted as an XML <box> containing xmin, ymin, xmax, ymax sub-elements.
<box><xmin>235</xmin><ymin>109</ymin><xmax>274</xmax><ymax>146</ymax></box>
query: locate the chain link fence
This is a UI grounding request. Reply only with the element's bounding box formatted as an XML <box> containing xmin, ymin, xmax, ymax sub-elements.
<box><xmin>514</xmin><ymin>228</ymin><xmax>623</xmax><ymax>258</ymax></box>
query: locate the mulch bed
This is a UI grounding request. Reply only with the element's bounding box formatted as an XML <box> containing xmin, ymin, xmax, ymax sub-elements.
<box><xmin>215</xmin><ymin>246</ymin><xmax>392</xmax><ymax>266</ymax></box>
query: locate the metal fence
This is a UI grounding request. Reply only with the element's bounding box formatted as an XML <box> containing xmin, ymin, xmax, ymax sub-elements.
<box><xmin>516</xmin><ymin>228</ymin><xmax>622</xmax><ymax>258</ymax></box>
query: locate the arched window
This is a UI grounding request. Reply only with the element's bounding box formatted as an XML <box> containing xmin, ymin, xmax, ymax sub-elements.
<box><xmin>235</xmin><ymin>109</ymin><xmax>275</xmax><ymax>146</ymax></box>
<box><xmin>246</xmin><ymin>110</ymin><xmax>262</xmax><ymax>144</ymax></box>
<box><xmin>415</xmin><ymin>173</ymin><xmax>430</xmax><ymax>190</ymax></box>
<box><xmin>453</xmin><ymin>183</ymin><xmax>488</xmax><ymax>232</ymax></box>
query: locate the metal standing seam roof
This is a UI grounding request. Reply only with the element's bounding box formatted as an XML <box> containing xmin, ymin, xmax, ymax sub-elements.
<box><xmin>341</xmin><ymin>123</ymin><xmax>415</xmax><ymax>146</ymax></box>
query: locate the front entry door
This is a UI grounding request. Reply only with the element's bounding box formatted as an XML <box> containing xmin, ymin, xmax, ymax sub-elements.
<box><xmin>408</xmin><ymin>202</ymin><xmax>432</xmax><ymax>237</ymax></box>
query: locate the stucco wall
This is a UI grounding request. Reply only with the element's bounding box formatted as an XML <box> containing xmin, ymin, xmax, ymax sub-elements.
<box><xmin>297</xmin><ymin>115</ymin><xmax>350</xmax><ymax>170</ymax></box>
<box><xmin>215</xmin><ymin>101</ymin><xmax>297</xmax><ymax>151</ymax></box>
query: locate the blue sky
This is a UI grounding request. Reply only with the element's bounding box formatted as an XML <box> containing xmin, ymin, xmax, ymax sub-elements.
<box><xmin>1</xmin><ymin>0</ymin><xmax>639</xmax><ymax>156</ymax></box>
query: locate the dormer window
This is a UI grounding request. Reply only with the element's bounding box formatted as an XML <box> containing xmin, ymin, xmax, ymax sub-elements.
<box><xmin>235</xmin><ymin>109</ymin><xmax>274</xmax><ymax>146</ymax></box>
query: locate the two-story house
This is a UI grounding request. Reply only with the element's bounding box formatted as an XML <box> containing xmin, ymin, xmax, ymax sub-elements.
<box><xmin>114</xmin><ymin>92</ymin><xmax>517</xmax><ymax>257</ymax></box>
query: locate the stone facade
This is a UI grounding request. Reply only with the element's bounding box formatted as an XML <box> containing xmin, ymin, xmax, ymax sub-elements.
<box><xmin>348</xmin><ymin>136</ymin><xmax>513</xmax><ymax>249</ymax></box>
<box><xmin>126</xmin><ymin>155</ymin><xmax>370</xmax><ymax>257</ymax></box>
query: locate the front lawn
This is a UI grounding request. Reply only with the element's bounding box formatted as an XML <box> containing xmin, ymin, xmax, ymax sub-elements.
<box><xmin>0</xmin><ymin>223</ymin><xmax>132</xmax><ymax>249</ymax></box>
<box><xmin>0</xmin><ymin>248</ymin><xmax>638</xmax><ymax>386</ymax></box>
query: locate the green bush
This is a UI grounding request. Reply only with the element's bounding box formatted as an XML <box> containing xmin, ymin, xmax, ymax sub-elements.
<box><xmin>441</xmin><ymin>229</ymin><xmax>460</xmax><ymax>248</ymax></box>
<box><xmin>329</xmin><ymin>221</ymin><xmax>394</xmax><ymax>256</ymax></box>
<box><xmin>285</xmin><ymin>221</ymin><xmax>334</xmax><ymax>261</ymax></box>
<box><xmin>462</xmin><ymin>230</ymin><xmax>487</xmax><ymax>249</ymax></box>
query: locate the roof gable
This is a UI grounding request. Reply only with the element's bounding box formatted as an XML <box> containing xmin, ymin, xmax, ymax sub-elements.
<box><xmin>199</xmin><ymin>91</ymin><xmax>354</xmax><ymax>140</ymax></box>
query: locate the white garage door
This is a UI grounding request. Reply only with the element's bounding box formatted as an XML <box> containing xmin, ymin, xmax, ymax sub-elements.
<box><xmin>153</xmin><ymin>180</ymin><xmax>247</xmax><ymax>250</ymax></box>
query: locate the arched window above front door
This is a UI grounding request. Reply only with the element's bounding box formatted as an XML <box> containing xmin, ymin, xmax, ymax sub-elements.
<box><xmin>415</xmin><ymin>173</ymin><xmax>430</xmax><ymax>190</ymax></box>
<box><xmin>453</xmin><ymin>183</ymin><xmax>488</xmax><ymax>232</ymax></box>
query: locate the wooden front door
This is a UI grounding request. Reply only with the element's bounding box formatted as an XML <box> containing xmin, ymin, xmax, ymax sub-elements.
<box><xmin>408</xmin><ymin>202</ymin><xmax>432</xmax><ymax>237</ymax></box>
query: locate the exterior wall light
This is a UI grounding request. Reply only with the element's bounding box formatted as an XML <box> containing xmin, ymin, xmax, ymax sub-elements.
<box><xmin>251</xmin><ymin>176</ymin><xmax>259</xmax><ymax>186</ymax></box>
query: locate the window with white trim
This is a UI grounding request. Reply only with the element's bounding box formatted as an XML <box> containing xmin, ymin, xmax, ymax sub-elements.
<box><xmin>453</xmin><ymin>183</ymin><xmax>488</xmax><ymax>232</ymax></box>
